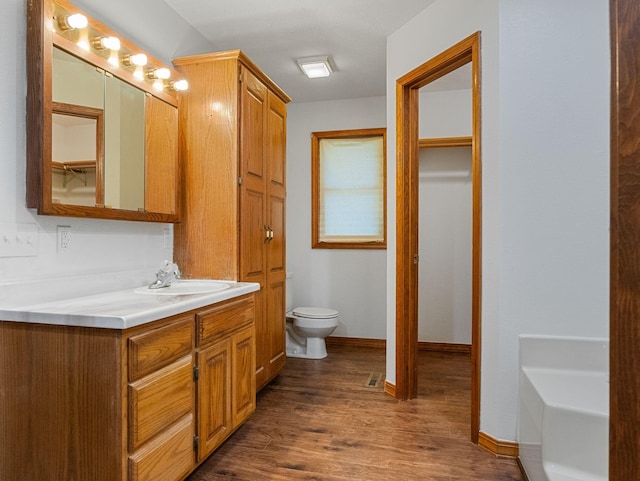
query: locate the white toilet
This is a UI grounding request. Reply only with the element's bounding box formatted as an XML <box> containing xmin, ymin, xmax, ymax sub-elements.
<box><xmin>285</xmin><ymin>272</ymin><xmax>339</xmax><ymax>359</ymax></box>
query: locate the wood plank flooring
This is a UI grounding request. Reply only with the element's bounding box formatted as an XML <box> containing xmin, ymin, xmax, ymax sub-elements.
<box><xmin>187</xmin><ymin>345</ymin><xmax>523</xmax><ymax>481</ymax></box>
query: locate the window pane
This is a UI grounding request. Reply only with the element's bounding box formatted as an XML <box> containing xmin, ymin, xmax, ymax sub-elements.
<box><xmin>312</xmin><ymin>129</ymin><xmax>386</xmax><ymax>248</ymax></box>
<box><xmin>321</xmin><ymin>190</ymin><xmax>383</xmax><ymax>237</ymax></box>
<box><xmin>320</xmin><ymin>138</ymin><xmax>383</xmax><ymax>189</ymax></box>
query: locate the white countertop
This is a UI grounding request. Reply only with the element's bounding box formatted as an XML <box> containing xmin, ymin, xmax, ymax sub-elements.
<box><xmin>0</xmin><ymin>273</ymin><xmax>260</xmax><ymax>330</ymax></box>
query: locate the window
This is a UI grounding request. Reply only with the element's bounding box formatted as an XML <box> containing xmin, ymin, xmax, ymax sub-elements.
<box><xmin>311</xmin><ymin>128</ymin><xmax>386</xmax><ymax>249</ymax></box>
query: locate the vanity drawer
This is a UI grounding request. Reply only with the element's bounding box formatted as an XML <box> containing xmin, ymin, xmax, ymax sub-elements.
<box><xmin>128</xmin><ymin>314</ymin><xmax>194</xmax><ymax>382</ymax></box>
<box><xmin>197</xmin><ymin>294</ymin><xmax>254</xmax><ymax>348</ymax></box>
<box><xmin>128</xmin><ymin>356</ymin><xmax>194</xmax><ymax>451</ymax></box>
<box><xmin>128</xmin><ymin>413</ymin><xmax>195</xmax><ymax>481</ymax></box>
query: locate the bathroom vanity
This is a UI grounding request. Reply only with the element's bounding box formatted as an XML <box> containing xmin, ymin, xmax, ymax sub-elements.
<box><xmin>0</xmin><ymin>279</ymin><xmax>259</xmax><ymax>481</ymax></box>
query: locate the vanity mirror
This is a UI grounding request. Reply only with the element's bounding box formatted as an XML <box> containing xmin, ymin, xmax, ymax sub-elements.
<box><xmin>27</xmin><ymin>0</ymin><xmax>186</xmax><ymax>222</ymax></box>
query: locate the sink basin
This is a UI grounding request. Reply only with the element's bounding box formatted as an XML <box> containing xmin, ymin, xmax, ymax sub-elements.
<box><xmin>134</xmin><ymin>280</ymin><xmax>231</xmax><ymax>296</ymax></box>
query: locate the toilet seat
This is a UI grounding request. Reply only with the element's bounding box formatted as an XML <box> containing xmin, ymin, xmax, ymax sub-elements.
<box><xmin>292</xmin><ymin>307</ymin><xmax>339</xmax><ymax>319</ymax></box>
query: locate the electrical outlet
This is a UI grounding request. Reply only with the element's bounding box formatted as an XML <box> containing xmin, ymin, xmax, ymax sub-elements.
<box><xmin>57</xmin><ymin>226</ymin><xmax>71</xmax><ymax>253</ymax></box>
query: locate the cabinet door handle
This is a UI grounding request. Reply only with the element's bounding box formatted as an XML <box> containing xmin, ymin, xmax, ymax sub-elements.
<box><xmin>268</xmin><ymin>226</ymin><xmax>274</xmax><ymax>241</ymax></box>
<box><xmin>264</xmin><ymin>225</ymin><xmax>270</xmax><ymax>242</ymax></box>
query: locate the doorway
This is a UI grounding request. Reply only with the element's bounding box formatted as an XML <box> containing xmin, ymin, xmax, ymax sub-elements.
<box><xmin>418</xmin><ymin>142</ymin><xmax>473</xmax><ymax>351</ymax></box>
<box><xmin>394</xmin><ymin>32</ymin><xmax>481</xmax><ymax>443</ymax></box>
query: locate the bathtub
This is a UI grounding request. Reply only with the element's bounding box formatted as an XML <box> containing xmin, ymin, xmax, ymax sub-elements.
<box><xmin>518</xmin><ymin>335</ymin><xmax>609</xmax><ymax>481</ymax></box>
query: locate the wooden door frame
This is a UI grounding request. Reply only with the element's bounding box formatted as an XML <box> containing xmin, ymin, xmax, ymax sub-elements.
<box><xmin>610</xmin><ymin>0</ymin><xmax>640</xmax><ymax>477</ymax></box>
<box><xmin>395</xmin><ymin>32</ymin><xmax>481</xmax><ymax>443</ymax></box>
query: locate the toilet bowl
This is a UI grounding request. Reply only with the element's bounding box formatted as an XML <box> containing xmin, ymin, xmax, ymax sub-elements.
<box><xmin>285</xmin><ymin>273</ymin><xmax>339</xmax><ymax>359</ymax></box>
<box><xmin>286</xmin><ymin>307</ymin><xmax>339</xmax><ymax>359</ymax></box>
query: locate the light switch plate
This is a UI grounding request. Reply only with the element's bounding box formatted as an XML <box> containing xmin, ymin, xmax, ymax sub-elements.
<box><xmin>0</xmin><ymin>223</ymin><xmax>39</xmax><ymax>257</ymax></box>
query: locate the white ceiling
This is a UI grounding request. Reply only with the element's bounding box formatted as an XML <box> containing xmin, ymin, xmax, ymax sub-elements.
<box><xmin>163</xmin><ymin>0</ymin><xmax>449</xmax><ymax>103</ymax></box>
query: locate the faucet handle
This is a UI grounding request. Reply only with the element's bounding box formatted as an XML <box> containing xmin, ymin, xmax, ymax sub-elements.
<box><xmin>165</xmin><ymin>261</ymin><xmax>181</xmax><ymax>276</ymax></box>
<box><xmin>157</xmin><ymin>260</ymin><xmax>179</xmax><ymax>277</ymax></box>
<box><xmin>149</xmin><ymin>261</ymin><xmax>181</xmax><ymax>289</ymax></box>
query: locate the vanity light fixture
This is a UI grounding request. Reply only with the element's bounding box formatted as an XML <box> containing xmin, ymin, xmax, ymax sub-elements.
<box><xmin>168</xmin><ymin>79</ymin><xmax>189</xmax><ymax>91</ymax></box>
<box><xmin>297</xmin><ymin>56</ymin><xmax>333</xmax><ymax>78</ymax></box>
<box><xmin>108</xmin><ymin>52</ymin><xmax>119</xmax><ymax>67</ymax></box>
<box><xmin>93</xmin><ymin>36</ymin><xmax>121</xmax><ymax>51</ymax></box>
<box><xmin>77</xmin><ymin>39</ymin><xmax>90</xmax><ymax>52</ymax></box>
<box><xmin>58</xmin><ymin>13</ymin><xmax>88</xmax><ymax>31</ymax></box>
<box><xmin>147</xmin><ymin>67</ymin><xmax>171</xmax><ymax>80</ymax></box>
<box><xmin>133</xmin><ymin>67</ymin><xmax>144</xmax><ymax>80</ymax></box>
<box><xmin>122</xmin><ymin>53</ymin><xmax>148</xmax><ymax>67</ymax></box>
<box><xmin>152</xmin><ymin>79</ymin><xmax>165</xmax><ymax>91</ymax></box>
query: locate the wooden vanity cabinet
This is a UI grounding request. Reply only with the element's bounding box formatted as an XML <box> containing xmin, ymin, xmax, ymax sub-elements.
<box><xmin>173</xmin><ymin>50</ymin><xmax>290</xmax><ymax>391</ymax></box>
<box><xmin>195</xmin><ymin>295</ymin><xmax>256</xmax><ymax>460</ymax></box>
<box><xmin>0</xmin><ymin>294</ymin><xmax>255</xmax><ymax>481</ymax></box>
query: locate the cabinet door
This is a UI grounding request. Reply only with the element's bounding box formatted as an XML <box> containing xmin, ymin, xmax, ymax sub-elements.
<box><xmin>239</xmin><ymin>65</ymin><xmax>269</xmax><ymax>388</ymax></box>
<box><xmin>145</xmin><ymin>95</ymin><xmax>178</xmax><ymax>215</ymax></box>
<box><xmin>231</xmin><ymin>325</ymin><xmax>256</xmax><ymax>427</ymax></box>
<box><xmin>265</xmin><ymin>91</ymin><xmax>287</xmax><ymax>379</ymax></box>
<box><xmin>239</xmin><ymin>66</ymin><xmax>267</xmax><ymax>282</ymax></box>
<box><xmin>197</xmin><ymin>339</ymin><xmax>232</xmax><ymax>460</ymax></box>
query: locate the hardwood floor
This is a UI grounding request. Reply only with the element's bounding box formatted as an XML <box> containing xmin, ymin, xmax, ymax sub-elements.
<box><xmin>187</xmin><ymin>345</ymin><xmax>523</xmax><ymax>481</ymax></box>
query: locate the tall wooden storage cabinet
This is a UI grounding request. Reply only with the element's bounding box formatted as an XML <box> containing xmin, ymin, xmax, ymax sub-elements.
<box><xmin>173</xmin><ymin>51</ymin><xmax>290</xmax><ymax>390</ymax></box>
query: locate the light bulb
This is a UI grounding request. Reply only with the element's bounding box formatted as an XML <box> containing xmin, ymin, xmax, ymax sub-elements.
<box><xmin>60</xmin><ymin>13</ymin><xmax>88</xmax><ymax>30</ymax></box>
<box><xmin>171</xmin><ymin>80</ymin><xmax>189</xmax><ymax>91</ymax></box>
<box><xmin>155</xmin><ymin>68</ymin><xmax>171</xmax><ymax>80</ymax></box>
<box><xmin>123</xmin><ymin>53</ymin><xmax>147</xmax><ymax>67</ymax></box>
<box><xmin>130</xmin><ymin>54</ymin><xmax>147</xmax><ymax>66</ymax></box>
<box><xmin>94</xmin><ymin>36</ymin><xmax>121</xmax><ymax>51</ymax></box>
<box><xmin>147</xmin><ymin>67</ymin><xmax>171</xmax><ymax>80</ymax></box>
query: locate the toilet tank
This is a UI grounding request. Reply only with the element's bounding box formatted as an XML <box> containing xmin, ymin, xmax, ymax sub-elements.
<box><xmin>285</xmin><ymin>272</ymin><xmax>293</xmax><ymax>313</ymax></box>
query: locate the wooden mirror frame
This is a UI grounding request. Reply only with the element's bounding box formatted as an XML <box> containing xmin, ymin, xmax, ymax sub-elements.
<box><xmin>27</xmin><ymin>0</ymin><xmax>181</xmax><ymax>222</ymax></box>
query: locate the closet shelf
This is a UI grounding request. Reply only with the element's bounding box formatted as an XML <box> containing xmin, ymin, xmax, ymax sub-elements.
<box><xmin>52</xmin><ymin>160</ymin><xmax>97</xmax><ymax>171</ymax></box>
<box><xmin>418</xmin><ymin>136</ymin><xmax>472</xmax><ymax>148</ymax></box>
<box><xmin>52</xmin><ymin>160</ymin><xmax>96</xmax><ymax>187</ymax></box>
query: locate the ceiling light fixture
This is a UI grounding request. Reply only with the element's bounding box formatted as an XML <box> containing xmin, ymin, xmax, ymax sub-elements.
<box><xmin>297</xmin><ymin>56</ymin><xmax>333</xmax><ymax>79</ymax></box>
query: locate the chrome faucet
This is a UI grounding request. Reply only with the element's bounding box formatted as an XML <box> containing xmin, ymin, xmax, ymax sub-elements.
<box><xmin>149</xmin><ymin>260</ymin><xmax>181</xmax><ymax>289</ymax></box>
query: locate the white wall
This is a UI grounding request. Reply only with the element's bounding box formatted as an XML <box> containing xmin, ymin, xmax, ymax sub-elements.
<box><xmin>286</xmin><ymin>96</ymin><xmax>387</xmax><ymax>339</ymax></box>
<box><xmin>0</xmin><ymin>0</ymin><xmax>213</xmax><ymax>284</ymax></box>
<box><xmin>419</xmin><ymin>89</ymin><xmax>471</xmax><ymax>138</ymax></box>
<box><xmin>387</xmin><ymin>0</ymin><xmax>609</xmax><ymax>442</ymax></box>
<box><xmin>496</xmin><ymin>0</ymin><xmax>609</xmax><ymax>438</ymax></box>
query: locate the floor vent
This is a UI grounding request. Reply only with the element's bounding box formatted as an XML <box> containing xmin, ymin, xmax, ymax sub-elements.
<box><xmin>365</xmin><ymin>372</ymin><xmax>383</xmax><ymax>388</ymax></box>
